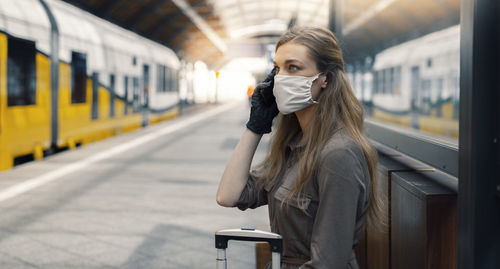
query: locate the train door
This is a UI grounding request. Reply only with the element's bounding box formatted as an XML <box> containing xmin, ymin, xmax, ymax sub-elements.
<box><xmin>410</xmin><ymin>66</ymin><xmax>420</xmax><ymax>110</ymax></box>
<box><xmin>132</xmin><ymin>77</ymin><xmax>139</xmax><ymax>112</ymax></box>
<box><xmin>91</xmin><ymin>72</ymin><xmax>99</xmax><ymax>120</ymax></box>
<box><xmin>109</xmin><ymin>74</ymin><xmax>115</xmax><ymax>117</ymax></box>
<box><xmin>410</xmin><ymin>66</ymin><xmax>420</xmax><ymax>129</ymax></box>
<box><xmin>142</xmin><ymin>64</ymin><xmax>150</xmax><ymax>108</ymax></box>
<box><xmin>142</xmin><ymin>64</ymin><xmax>150</xmax><ymax>127</ymax></box>
<box><xmin>0</xmin><ymin>36</ymin><xmax>3</xmax><ymax>136</ymax></box>
<box><xmin>124</xmin><ymin>76</ymin><xmax>128</xmax><ymax>115</ymax></box>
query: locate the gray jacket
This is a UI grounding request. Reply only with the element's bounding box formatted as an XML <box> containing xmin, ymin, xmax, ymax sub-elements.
<box><xmin>236</xmin><ymin>128</ymin><xmax>370</xmax><ymax>269</ymax></box>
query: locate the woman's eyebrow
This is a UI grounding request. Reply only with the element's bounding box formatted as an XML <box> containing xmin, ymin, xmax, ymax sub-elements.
<box><xmin>273</xmin><ymin>59</ymin><xmax>304</xmax><ymax>65</ymax></box>
<box><xmin>284</xmin><ymin>59</ymin><xmax>303</xmax><ymax>65</ymax></box>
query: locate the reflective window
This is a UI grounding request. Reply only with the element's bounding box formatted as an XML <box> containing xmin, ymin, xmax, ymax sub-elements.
<box><xmin>7</xmin><ymin>37</ymin><xmax>36</xmax><ymax>106</ymax></box>
<box><xmin>354</xmin><ymin>25</ymin><xmax>460</xmax><ymax>141</ymax></box>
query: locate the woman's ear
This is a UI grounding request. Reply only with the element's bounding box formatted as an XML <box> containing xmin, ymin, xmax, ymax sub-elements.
<box><xmin>320</xmin><ymin>73</ymin><xmax>328</xmax><ymax>89</ymax></box>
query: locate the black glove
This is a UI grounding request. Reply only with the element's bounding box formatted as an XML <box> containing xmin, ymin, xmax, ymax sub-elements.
<box><xmin>246</xmin><ymin>68</ymin><xmax>279</xmax><ymax>134</ymax></box>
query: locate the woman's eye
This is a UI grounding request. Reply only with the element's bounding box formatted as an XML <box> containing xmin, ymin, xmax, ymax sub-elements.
<box><xmin>289</xmin><ymin>65</ymin><xmax>299</xmax><ymax>71</ymax></box>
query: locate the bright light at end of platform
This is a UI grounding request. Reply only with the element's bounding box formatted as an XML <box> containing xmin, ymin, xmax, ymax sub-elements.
<box><xmin>216</xmin><ymin>57</ymin><xmax>268</xmax><ymax>102</ymax></box>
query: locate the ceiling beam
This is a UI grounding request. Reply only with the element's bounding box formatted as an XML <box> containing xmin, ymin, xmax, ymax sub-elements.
<box><xmin>344</xmin><ymin>0</ymin><xmax>399</xmax><ymax>35</ymax></box>
<box><xmin>175</xmin><ymin>26</ymin><xmax>224</xmax><ymax>53</ymax></box>
<box><xmin>148</xmin><ymin>0</ymin><xmax>206</xmax><ymax>37</ymax></box>
<box><xmin>173</xmin><ymin>26</ymin><xmax>217</xmax><ymax>50</ymax></box>
<box><xmin>170</xmin><ymin>0</ymin><xmax>227</xmax><ymax>53</ymax></box>
<box><xmin>162</xmin><ymin>12</ymin><xmax>216</xmax><ymax>44</ymax></box>
<box><xmin>124</xmin><ymin>0</ymin><xmax>172</xmax><ymax>29</ymax></box>
<box><xmin>94</xmin><ymin>0</ymin><xmax>123</xmax><ymax>18</ymax></box>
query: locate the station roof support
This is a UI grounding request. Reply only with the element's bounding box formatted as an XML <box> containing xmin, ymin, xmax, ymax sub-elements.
<box><xmin>171</xmin><ymin>0</ymin><xmax>227</xmax><ymax>53</ymax></box>
<box><xmin>328</xmin><ymin>0</ymin><xmax>343</xmax><ymax>40</ymax></box>
<box><xmin>458</xmin><ymin>0</ymin><xmax>500</xmax><ymax>267</ymax></box>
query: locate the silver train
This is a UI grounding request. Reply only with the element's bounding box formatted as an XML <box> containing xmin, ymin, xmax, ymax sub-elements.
<box><xmin>349</xmin><ymin>25</ymin><xmax>460</xmax><ymax>138</ymax></box>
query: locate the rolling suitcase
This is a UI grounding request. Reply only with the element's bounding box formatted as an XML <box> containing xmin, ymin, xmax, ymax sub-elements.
<box><xmin>215</xmin><ymin>228</ymin><xmax>282</xmax><ymax>269</ymax></box>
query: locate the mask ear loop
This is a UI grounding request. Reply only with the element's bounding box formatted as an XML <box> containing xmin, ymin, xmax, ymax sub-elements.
<box><xmin>309</xmin><ymin>73</ymin><xmax>323</xmax><ymax>104</ymax></box>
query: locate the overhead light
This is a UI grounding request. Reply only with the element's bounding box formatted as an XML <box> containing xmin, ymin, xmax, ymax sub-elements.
<box><xmin>229</xmin><ymin>21</ymin><xmax>287</xmax><ymax>39</ymax></box>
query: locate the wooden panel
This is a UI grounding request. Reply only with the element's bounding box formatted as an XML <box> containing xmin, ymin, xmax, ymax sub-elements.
<box><xmin>391</xmin><ymin>178</ymin><xmax>426</xmax><ymax>269</ymax></box>
<box><xmin>427</xmin><ymin>196</ymin><xmax>457</xmax><ymax>269</ymax></box>
<box><xmin>366</xmin><ymin>154</ymin><xmax>416</xmax><ymax>269</ymax></box>
<box><xmin>365</xmin><ymin>151</ymin><xmax>433</xmax><ymax>269</ymax></box>
<box><xmin>391</xmin><ymin>172</ymin><xmax>457</xmax><ymax>269</ymax></box>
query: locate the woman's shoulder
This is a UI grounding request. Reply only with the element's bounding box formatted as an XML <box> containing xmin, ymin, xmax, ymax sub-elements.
<box><xmin>318</xmin><ymin>128</ymin><xmax>370</xmax><ymax>187</ymax></box>
<box><xmin>321</xmin><ymin>128</ymin><xmax>363</xmax><ymax>159</ymax></box>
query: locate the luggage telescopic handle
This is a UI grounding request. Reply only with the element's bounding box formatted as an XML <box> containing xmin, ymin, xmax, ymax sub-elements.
<box><xmin>215</xmin><ymin>228</ymin><xmax>282</xmax><ymax>269</ymax></box>
<box><xmin>215</xmin><ymin>228</ymin><xmax>282</xmax><ymax>252</ymax></box>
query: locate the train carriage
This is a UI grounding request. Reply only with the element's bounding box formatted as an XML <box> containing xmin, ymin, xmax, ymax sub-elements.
<box><xmin>369</xmin><ymin>25</ymin><xmax>460</xmax><ymax>138</ymax></box>
<box><xmin>0</xmin><ymin>0</ymin><xmax>181</xmax><ymax>171</ymax></box>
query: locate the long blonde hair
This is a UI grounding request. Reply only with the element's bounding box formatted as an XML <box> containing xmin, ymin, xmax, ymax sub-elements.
<box><xmin>255</xmin><ymin>26</ymin><xmax>383</xmax><ymax>227</ymax></box>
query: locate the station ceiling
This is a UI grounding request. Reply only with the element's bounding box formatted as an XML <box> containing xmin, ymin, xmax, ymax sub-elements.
<box><xmin>62</xmin><ymin>0</ymin><xmax>460</xmax><ymax>69</ymax></box>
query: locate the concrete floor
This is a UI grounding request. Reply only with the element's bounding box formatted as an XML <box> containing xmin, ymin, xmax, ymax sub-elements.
<box><xmin>0</xmin><ymin>101</ymin><xmax>271</xmax><ymax>268</ymax></box>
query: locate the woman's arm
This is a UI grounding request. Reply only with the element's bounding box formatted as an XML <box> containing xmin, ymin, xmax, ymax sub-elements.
<box><xmin>216</xmin><ymin>128</ymin><xmax>263</xmax><ymax>207</ymax></box>
<box><xmin>217</xmin><ymin>68</ymin><xmax>278</xmax><ymax>208</ymax></box>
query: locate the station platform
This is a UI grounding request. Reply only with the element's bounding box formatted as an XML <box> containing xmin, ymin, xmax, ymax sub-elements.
<box><xmin>0</xmin><ymin>101</ymin><xmax>269</xmax><ymax>268</ymax></box>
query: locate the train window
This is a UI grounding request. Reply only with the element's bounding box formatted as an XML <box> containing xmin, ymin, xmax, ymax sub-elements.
<box><xmin>169</xmin><ymin>68</ymin><xmax>175</xmax><ymax>92</ymax></box>
<box><xmin>421</xmin><ymin>79</ymin><xmax>432</xmax><ymax>115</ymax></box>
<box><xmin>157</xmin><ymin>64</ymin><xmax>162</xmax><ymax>92</ymax></box>
<box><xmin>7</xmin><ymin>37</ymin><xmax>36</xmax><ymax>106</ymax></box>
<box><xmin>377</xmin><ymin>71</ymin><xmax>383</xmax><ymax>94</ymax></box>
<box><xmin>394</xmin><ymin>67</ymin><xmax>401</xmax><ymax>94</ymax></box>
<box><xmin>389</xmin><ymin>68</ymin><xmax>395</xmax><ymax>94</ymax></box>
<box><xmin>157</xmin><ymin>64</ymin><xmax>166</xmax><ymax>93</ymax></box>
<box><xmin>381</xmin><ymin>69</ymin><xmax>387</xmax><ymax>94</ymax></box>
<box><xmin>71</xmin><ymin>51</ymin><xmax>87</xmax><ymax>104</ymax></box>
<box><xmin>165</xmin><ymin>67</ymin><xmax>172</xmax><ymax>92</ymax></box>
<box><xmin>172</xmin><ymin>70</ymin><xmax>179</xmax><ymax>92</ymax></box>
<box><xmin>170</xmin><ymin>69</ymin><xmax>176</xmax><ymax>92</ymax></box>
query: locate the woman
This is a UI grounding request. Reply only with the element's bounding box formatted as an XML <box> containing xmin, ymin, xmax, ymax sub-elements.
<box><xmin>216</xmin><ymin>26</ymin><xmax>381</xmax><ymax>269</ymax></box>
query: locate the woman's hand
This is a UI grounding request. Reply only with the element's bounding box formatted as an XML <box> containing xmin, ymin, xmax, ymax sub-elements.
<box><xmin>246</xmin><ymin>68</ymin><xmax>279</xmax><ymax>134</ymax></box>
<box><xmin>217</xmin><ymin>68</ymin><xmax>277</xmax><ymax>207</ymax></box>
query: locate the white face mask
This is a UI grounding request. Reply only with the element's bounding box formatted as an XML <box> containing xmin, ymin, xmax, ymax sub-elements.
<box><xmin>273</xmin><ymin>73</ymin><xmax>321</xmax><ymax>115</ymax></box>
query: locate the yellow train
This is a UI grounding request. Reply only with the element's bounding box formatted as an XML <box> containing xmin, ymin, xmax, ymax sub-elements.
<box><xmin>0</xmin><ymin>0</ymin><xmax>181</xmax><ymax>171</ymax></box>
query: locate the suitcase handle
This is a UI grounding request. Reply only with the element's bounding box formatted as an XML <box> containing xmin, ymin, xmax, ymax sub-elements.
<box><xmin>215</xmin><ymin>228</ymin><xmax>282</xmax><ymax>269</ymax></box>
<box><xmin>215</xmin><ymin>228</ymin><xmax>282</xmax><ymax>252</ymax></box>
